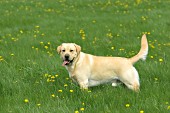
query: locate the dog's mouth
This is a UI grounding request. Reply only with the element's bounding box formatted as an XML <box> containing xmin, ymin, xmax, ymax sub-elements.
<box><xmin>62</xmin><ymin>59</ymin><xmax>74</xmax><ymax>66</ymax></box>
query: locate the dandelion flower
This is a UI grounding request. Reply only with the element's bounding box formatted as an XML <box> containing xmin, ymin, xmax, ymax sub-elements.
<box><xmin>10</xmin><ymin>53</ymin><xmax>14</xmax><ymax>56</ymax></box>
<box><xmin>74</xmin><ymin>110</ymin><xmax>79</xmax><ymax>113</ymax></box>
<box><xmin>88</xmin><ymin>90</ymin><xmax>91</xmax><ymax>93</ymax></box>
<box><xmin>80</xmin><ymin>107</ymin><xmax>85</xmax><ymax>111</ymax></box>
<box><xmin>66</xmin><ymin>78</ymin><xmax>69</xmax><ymax>80</ymax></box>
<box><xmin>165</xmin><ymin>102</ymin><xmax>169</xmax><ymax>104</ymax></box>
<box><xmin>154</xmin><ymin>78</ymin><xmax>158</xmax><ymax>81</ymax></box>
<box><xmin>37</xmin><ymin>103</ymin><xmax>41</xmax><ymax>106</ymax></box>
<box><xmin>47</xmin><ymin>78</ymin><xmax>50</xmax><ymax>82</ymax></box>
<box><xmin>58</xmin><ymin>90</ymin><xmax>62</xmax><ymax>93</ymax></box>
<box><xmin>125</xmin><ymin>104</ymin><xmax>130</xmax><ymax>108</ymax></box>
<box><xmin>167</xmin><ymin>105</ymin><xmax>170</xmax><ymax>110</ymax></box>
<box><xmin>51</xmin><ymin>94</ymin><xmax>55</xmax><ymax>97</ymax></box>
<box><xmin>0</xmin><ymin>56</ymin><xmax>3</xmax><ymax>61</ymax></box>
<box><xmin>70</xmin><ymin>90</ymin><xmax>74</xmax><ymax>93</ymax></box>
<box><xmin>44</xmin><ymin>46</ymin><xmax>48</xmax><ymax>49</ymax></box>
<box><xmin>20</xmin><ymin>30</ymin><xmax>23</xmax><ymax>34</ymax></box>
<box><xmin>140</xmin><ymin>110</ymin><xmax>144</xmax><ymax>113</ymax></box>
<box><xmin>35</xmin><ymin>25</ymin><xmax>40</xmax><ymax>28</ymax></box>
<box><xmin>40</xmin><ymin>41</ymin><xmax>44</xmax><ymax>44</ymax></box>
<box><xmin>24</xmin><ymin>99</ymin><xmax>29</xmax><ymax>103</ymax></box>
<box><xmin>92</xmin><ymin>20</ymin><xmax>96</xmax><ymax>23</ymax></box>
<box><xmin>64</xmin><ymin>84</ymin><xmax>68</xmax><ymax>87</ymax></box>
<box><xmin>150</xmin><ymin>56</ymin><xmax>154</xmax><ymax>59</ymax></box>
<box><xmin>44</xmin><ymin>74</ymin><xmax>48</xmax><ymax>77</ymax></box>
<box><xmin>51</xmin><ymin>76</ymin><xmax>55</xmax><ymax>79</ymax></box>
<box><xmin>159</xmin><ymin>58</ymin><xmax>163</xmax><ymax>62</ymax></box>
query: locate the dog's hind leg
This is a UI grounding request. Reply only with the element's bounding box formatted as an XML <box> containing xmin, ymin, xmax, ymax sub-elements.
<box><xmin>119</xmin><ymin>67</ymin><xmax>140</xmax><ymax>92</ymax></box>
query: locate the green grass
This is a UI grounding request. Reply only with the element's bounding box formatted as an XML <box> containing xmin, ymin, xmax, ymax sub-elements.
<box><xmin>0</xmin><ymin>0</ymin><xmax>170</xmax><ymax>113</ymax></box>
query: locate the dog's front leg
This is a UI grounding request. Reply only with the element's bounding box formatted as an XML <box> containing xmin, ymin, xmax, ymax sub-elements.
<box><xmin>78</xmin><ymin>79</ymin><xmax>88</xmax><ymax>90</ymax></box>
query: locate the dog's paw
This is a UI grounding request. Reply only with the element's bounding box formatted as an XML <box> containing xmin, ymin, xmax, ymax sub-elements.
<box><xmin>112</xmin><ymin>83</ymin><xmax>118</xmax><ymax>87</ymax></box>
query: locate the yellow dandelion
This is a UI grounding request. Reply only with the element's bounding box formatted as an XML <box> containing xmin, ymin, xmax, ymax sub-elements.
<box><xmin>147</xmin><ymin>32</ymin><xmax>151</xmax><ymax>35</ymax></box>
<box><xmin>35</xmin><ymin>25</ymin><xmax>40</xmax><ymax>28</ymax></box>
<box><xmin>165</xmin><ymin>102</ymin><xmax>169</xmax><ymax>104</ymax></box>
<box><xmin>82</xmin><ymin>37</ymin><xmax>85</xmax><ymax>40</ymax></box>
<box><xmin>119</xmin><ymin>48</ymin><xmax>125</xmax><ymax>51</ymax></box>
<box><xmin>70</xmin><ymin>90</ymin><xmax>74</xmax><ymax>93</ymax></box>
<box><xmin>74</xmin><ymin>110</ymin><xmax>79</xmax><ymax>113</ymax></box>
<box><xmin>159</xmin><ymin>58</ymin><xmax>163</xmax><ymax>62</ymax></box>
<box><xmin>167</xmin><ymin>106</ymin><xmax>170</xmax><ymax>110</ymax></box>
<box><xmin>44</xmin><ymin>73</ymin><xmax>48</xmax><ymax>77</ymax></box>
<box><xmin>88</xmin><ymin>90</ymin><xmax>92</xmax><ymax>93</ymax></box>
<box><xmin>48</xmin><ymin>42</ymin><xmax>51</xmax><ymax>45</ymax></box>
<box><xmin>37</xmin><ymin>103</ymin><xmax>41</xmax><ymax>106</ymax></box>
<box><xmin>20</xmin><ymin>30</ymin><xmax>23</xmax><ymax>34</ymax></box>
<box><xmin>51</xmin><ymin>94</ymin><xmax>55</xmax><ymax>97</ymax></box>
<box><xmin>64</xmin><ymin>84</ymin><xmax>68</xmax><ymax>87</ymax></box>
<box><xmin>111</xmin><ymin>46</ymin><xmax>114</xmax><ymax>50</ymax></box>
<box><xmin>34</xmin><ymin>34</ymin><xmax>37</xmax><ymax>38</ymax></box>
<box><xmin>24</xmin><ymin>99</ymin><xmax>29</xmax><ymax>103</ymax></box>
<box><xmin>41</xmin><ymin>33</ymin><xmax>45</xmax><ymax>36</ymax></box>
<box><xmin>0</xmin><ymin>56</ymin><xmax>3</xmax><ymax>61</ymax></box>
<box><xmin>35</xmin><ymin>48</ymin><xmax>38</xmax><ymax>51</ymax></box>
<box><xmin>40</xmin><ymin>41</ymin><xmax>44</xmax><ymax>44</ymax></box>
<box><xmin>82</xmin><ymin>102</ymin><xmax>85</xmax><ymax>106</ymax></box>
<box><xmin>150</xmin><ymin>56</ymin><xmax>154</xmax><ymax>59</ymax></box>
<box><xmin>66</xmin><ymin>78</ymin><xmax>69</xmax><ymax>80</ymax></box>
<box><xmin>47</xmin><ymin>78</ymin><xmax>50</xmax><ymax>82</ymax></box>
<box><xmin>92</xmin><ymin>20</ymin><xmax>96</xmax><ymax>23</ymax></box>
<box><xmin>58</xmin><ymin>90</ymin><xmax>62</xmax><ymax>93</ymax></box>
<box><xmin>125</xmin><ymin>104</ymin><xmax>130</xmax><ymax>108</ymax></box>
<box><xmin>51</xmin><ymin>76</ymin><xmax>55</xmax><ymax>79</ymax></box>
<box><xmin>44</xmin><ymin>46</ymin><xmax>48</xmax><ymax>49</ymax></box>
<box><xmin>79</xmin><ymin>29</ymin><xmax>84</xmax><ymax>34</ymax></box>
<box><xmin>55</xmin><ymin>74</ymin><xmax>59</xmax><ymax>77</ymax></box>
<box><xmin>32</xmin><ymin>46</ymin><xmax>35</xmax><ymax>49</ymax></box>
<box><xmin>140</xmin><ymin>110</ymin><xmax>144</xmax><ymax>113</ymax></box>
<box><xmin>80</xmin><ymin>107</ymin><xmax>85</xmax><ymax>111</ymax></box>
<box><xmin>154</xmin><ymin>77</ymin><xmax>158</xmax><ymax>81</ymax></box>
<box><xmin>10</xmin><ymin>53</ymin><xmax>14</xmax><ymax>56</ymax></box>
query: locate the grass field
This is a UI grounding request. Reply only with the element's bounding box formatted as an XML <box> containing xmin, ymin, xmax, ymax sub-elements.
<box><xmin>0</xmin><ymin>0</ymin><xmax>170</xmax><ymax>113</ymax></box>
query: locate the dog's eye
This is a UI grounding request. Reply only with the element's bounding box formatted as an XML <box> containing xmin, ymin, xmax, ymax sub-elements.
<box><xmin>70</xmin><ymin>50</ymin><xmax>73</xmax><ymax>52</ymax></box>
<box><xmin>62</xmin><ymin>50</ymin><xmax>65</xmax><ymax>52</ymax></box>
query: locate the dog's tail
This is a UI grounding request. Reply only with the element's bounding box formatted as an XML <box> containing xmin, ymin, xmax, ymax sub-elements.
<box><xmin>129</xmin><ymin>34</ymin><xmax>148</xmax><ymax>64</ymax></box>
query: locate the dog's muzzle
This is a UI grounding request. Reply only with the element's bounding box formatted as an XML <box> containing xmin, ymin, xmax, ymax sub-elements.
<box><xmin>62</xmin><ymin>54</ymin><xmax>74</xmax><ymax>66</ymax></box>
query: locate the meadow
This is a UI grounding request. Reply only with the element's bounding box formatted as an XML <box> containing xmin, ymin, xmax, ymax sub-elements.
<box><xmin>0</xmin><ymin>0</ymin><xmax>170</xmax><ymax>113</ymax></box>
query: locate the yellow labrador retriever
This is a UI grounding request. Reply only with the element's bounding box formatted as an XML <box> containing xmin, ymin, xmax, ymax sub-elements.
<box><xmin>57</xmin><ymin>34</ymin><xmax>148</xmax><ymax>92</ymax></box>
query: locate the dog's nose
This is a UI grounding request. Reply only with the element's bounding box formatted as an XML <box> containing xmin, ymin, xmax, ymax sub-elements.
<box><xmin>65</xmin><ymin>54</ymin><xmax>70</xmax><ymax>60</ymax></box>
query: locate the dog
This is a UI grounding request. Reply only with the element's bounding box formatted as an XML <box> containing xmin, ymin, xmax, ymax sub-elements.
<box><xmin>57</xmin><ymin>34</ymin><xmax>148</xmax><ymax>92</ymax></box>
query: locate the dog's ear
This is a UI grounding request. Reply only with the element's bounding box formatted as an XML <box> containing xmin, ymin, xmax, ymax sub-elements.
<box><xmin>57</xmin><ymin>45</ymin><xmax>62</xmax><ymax>54</ymax></box>
<box><xmin>74</xmin><ymin>44</ymin><xmax>81</xmax><ymax>54</ymax></box>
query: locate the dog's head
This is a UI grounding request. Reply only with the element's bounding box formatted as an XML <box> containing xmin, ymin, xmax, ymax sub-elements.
<box><xmin>57</xmin><ymin>43</ymin><xmax>81</xmax><ymax>66</ymax></box>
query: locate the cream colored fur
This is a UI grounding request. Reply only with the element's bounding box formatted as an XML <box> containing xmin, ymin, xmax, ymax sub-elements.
<box><xmin>57</xmin><ymin>34</ymin><xmax>148</xmax><ymax>92</ymax></box>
